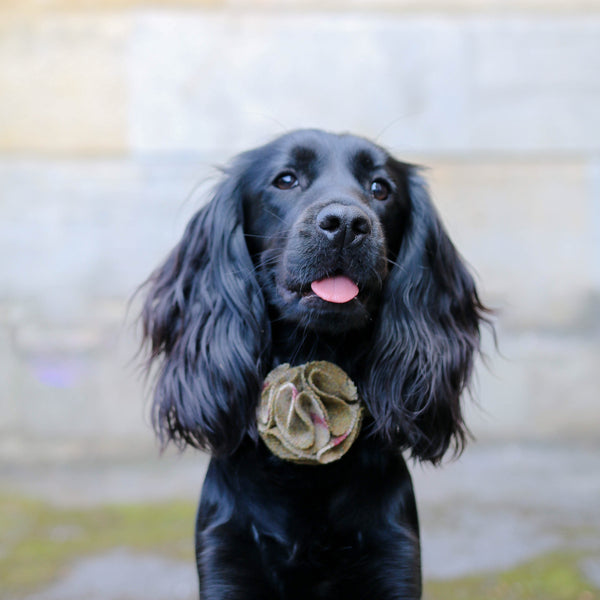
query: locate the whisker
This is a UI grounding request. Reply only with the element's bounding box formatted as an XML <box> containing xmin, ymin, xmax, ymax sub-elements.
<box><xmin>243</xmin><ymin>232</ymin><xmax>287</xmax><ymax>241</ymax></box>
<box><xmin>226</xmin><ymin>249</ymin><xmax>285</xmax><ymax>278</ymax></box>
<box><xmin>262</xmin><ymin>208</ymin><xmax>287</xmax><ymax>226</ymax></box>
<box><xmin>385</xmin><ymin>256</ymin><xmax>406</xmax><ymax>273</ymax></box>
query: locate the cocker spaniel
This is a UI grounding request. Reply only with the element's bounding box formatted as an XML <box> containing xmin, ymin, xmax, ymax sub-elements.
<box><xmin>140</xmin><ymin>129</ymin><xmax>489</xmax><ymax>599</ymax></box>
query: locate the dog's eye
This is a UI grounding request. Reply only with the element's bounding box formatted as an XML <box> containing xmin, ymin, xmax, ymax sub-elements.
<box><xmin>273</xmin><ymin>172</ymin><xmax>299</xmax><ymax>190</ymax></box>
<box><xmin>370</xmin><ymin>179</ymin><xmax>391</xmax><ymax>201</ymax></box>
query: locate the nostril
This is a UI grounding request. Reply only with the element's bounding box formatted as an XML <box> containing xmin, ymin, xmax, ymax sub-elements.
<box><xmin>318</xmin><ymin>214</ymin><xmax>341</xmax><ymax>233</ymax></box>
<box><xmin>352</xmin><ymin>215</ymin><xmax>371</xmax><ymax>236</ymax></box>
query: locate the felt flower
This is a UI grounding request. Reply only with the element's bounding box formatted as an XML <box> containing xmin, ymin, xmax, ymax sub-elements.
<box><xmin>257</xmin><ymin>361</ymin><xmax>363</xmax><ymax>465</ymax></box>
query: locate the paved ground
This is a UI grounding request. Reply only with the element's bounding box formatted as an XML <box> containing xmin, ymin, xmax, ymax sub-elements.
<box><xmin>3</xmin><ymin>442</ymin><xmax>600</xmax><ymax>599</ymax></box>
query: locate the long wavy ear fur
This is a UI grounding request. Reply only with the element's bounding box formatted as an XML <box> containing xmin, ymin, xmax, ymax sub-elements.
<box><xmin>140</xmin><ymin>168</ymin><xmax>270</xmax><ymax>455</ymax></box>
<box><xmin>364</xmin><ymin>165</ymin><xmax>490</xmax><ymax>464</ymax></box>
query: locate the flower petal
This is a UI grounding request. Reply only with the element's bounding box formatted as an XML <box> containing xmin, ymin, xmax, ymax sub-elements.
<box><xmin>257</xmin><ymin>361</ymin><xmax>363</xmax><ymax>465</ymax></box>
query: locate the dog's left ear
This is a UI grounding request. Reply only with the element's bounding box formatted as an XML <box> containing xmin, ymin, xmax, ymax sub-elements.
<box><xmin>363</xmin><ymin>164</ymin><xmax>489</xmax><ymax>464</ymax></box>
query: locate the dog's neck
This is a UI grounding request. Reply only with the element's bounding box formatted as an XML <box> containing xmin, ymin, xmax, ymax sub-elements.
<box><xmin>269</xmin><ymin>319</ymin><xmax>371</xmax><ymax>377</ymax></box>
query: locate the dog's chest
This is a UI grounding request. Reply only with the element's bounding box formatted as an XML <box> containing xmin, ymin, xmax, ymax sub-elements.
<box><xmin>253</xmin><ymin>512</ymin><xmax>365</xmax><ymax>595</ymax></box>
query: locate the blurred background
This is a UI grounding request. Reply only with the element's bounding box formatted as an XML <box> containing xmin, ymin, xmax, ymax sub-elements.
<box><xmin>1</xmin><ymin>1</ymin><xmax>599</xmax><ymax>599</ymax></box>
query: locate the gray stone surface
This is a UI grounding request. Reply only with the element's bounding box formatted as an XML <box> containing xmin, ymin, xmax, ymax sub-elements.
<box><xmin>0</xmin><ymin>159</ymin><xmax>213</xmax><ymax>301</ymax></box>
<box><xmin>1</xmin><ymin>451</ymin><xmax>209</xmax><ymax>506</ymax></box>
<box><xmin>129</xmin><ymin>13</ymin><xmax>466</xmax><ymax>154</ymax></box>
<box><xmin>0</xmin><ymin>158</ymin><xmax>214</xmax><ymax>458</ymax></box>
<box><xmin>0</xmin><ymin>14</ymin><xmax>129</xmax><ymax>153</ymax></box>
<box><xmin>469</xmin><ymin>329</ymin><xmax>600</xmax><ymax>441</ymax></box>
<box><xmin>427</xmin><ymin>159</ymin><xmax>600</xmax><ymax>329</ymax></box>
<box><xmin>129</xmin><ymin>13</ymin><xmax>600</xmax><ymax>155</ymax></box>
<box><xmin>413</xmin><ymin>443</ymin><xmax>600</xmax><ymax>578</ymax></box>
<box><xmin>581</xmin><ymin>556</ymin><xmax>600</xmax><ymax>588</ymax></box>
<box><xmin>20</xmin><ymin>550</ymin><xmax>197</xmax><ymax>600</ymax></box>
<box><xmin>466</xmin><ymin>17</ymin><xmax>600</xmax><ymax>152</ymax></box>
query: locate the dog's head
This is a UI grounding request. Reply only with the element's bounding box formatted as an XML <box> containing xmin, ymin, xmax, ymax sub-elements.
<box><xmin>141</xmin><ymin>130</ymin><xmax>489</xmax><ymax>463</ymax></box>
<box><xmin>239</xmin><ymin>130</ymin><xmax>409</xmax><ymax>335</ymax></box>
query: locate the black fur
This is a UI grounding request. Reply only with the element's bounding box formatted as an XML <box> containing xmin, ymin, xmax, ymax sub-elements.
<box><xmin>140</xmin><ymin>130</ymin><xmax>489</xmax><ymax>599</ymax></box>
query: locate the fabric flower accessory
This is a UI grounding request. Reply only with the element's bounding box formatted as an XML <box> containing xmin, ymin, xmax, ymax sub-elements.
<box><xmin>257</xmin><ymin>361</ymin><xmax>364</xmax><ymax>465</ymax></box>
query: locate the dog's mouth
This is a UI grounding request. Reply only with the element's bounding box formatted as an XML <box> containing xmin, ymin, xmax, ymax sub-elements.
<box><xmin>272</xmin><ymin>268</ymin><xmax>382</xmax><ymax>333</ymax></box>
<box><xmin>287</xmin><ymin>274</ymin><xmax>370</xmax><ymax>313</ymax></box>
<box><xmin>268</xmin><ymin>242</ymin><xmax>387</xmax><ymax>331</ymax></box>
<box><xmin>285</xmin><ymin>272</ymin><xmax>363</xmax><ymax>306</ymax></box>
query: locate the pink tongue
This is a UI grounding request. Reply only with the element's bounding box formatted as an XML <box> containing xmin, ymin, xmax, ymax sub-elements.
<box><xmin>310</xmin><ymin>276</ymin><xmax>359</xmax><ymax>304</ymax></box>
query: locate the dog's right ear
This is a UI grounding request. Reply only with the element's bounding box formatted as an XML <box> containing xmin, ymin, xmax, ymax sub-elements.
<box><xmin>140</xmin><ymin>165</ymin><xmax>270</xmax><ymax>455</ymax></box>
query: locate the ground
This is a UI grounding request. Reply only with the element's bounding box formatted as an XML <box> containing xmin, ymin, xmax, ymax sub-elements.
<box><xmin>1</xmin><ymin>442</ymin><xmax>599</xmax><ymax>600</ymax></box>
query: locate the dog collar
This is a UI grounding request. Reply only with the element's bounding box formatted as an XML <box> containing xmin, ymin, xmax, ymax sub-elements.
<box><xmin>257</xmin><ymin>361</ymin><xmax>363</xmax><ymax>465</ymax></box>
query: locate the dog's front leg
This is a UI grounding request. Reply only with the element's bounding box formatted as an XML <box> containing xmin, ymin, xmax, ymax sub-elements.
<box><xmin>333</xmin><ymin>530</ymin><xmax>422</xmax><ymax>600</ymax></box>
<box><xmin>195</xmin><ymin>521</ymin><xmax>278</xmax><ymax>600</ymax></box>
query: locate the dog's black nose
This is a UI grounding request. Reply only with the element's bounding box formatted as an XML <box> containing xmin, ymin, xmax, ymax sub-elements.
<box><xmin>316</xmin><ymin>203</ymin><xmax>372</xmax><ymax>248</ymax></box>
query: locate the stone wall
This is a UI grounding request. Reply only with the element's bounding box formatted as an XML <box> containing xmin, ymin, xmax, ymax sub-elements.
<box><xmin>1</xmin><ymin>1</ymin><xmax>599</xmax><ymax>460</ymax></box>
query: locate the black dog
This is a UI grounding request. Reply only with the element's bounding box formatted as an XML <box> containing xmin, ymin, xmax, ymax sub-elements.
<box><xmin>140</xmin><ymin>130</ymin><xmax>488</xmax><ymax>599</ymax></box>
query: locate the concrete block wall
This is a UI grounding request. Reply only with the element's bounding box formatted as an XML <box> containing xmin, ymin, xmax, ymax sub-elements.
<box><xmin>1</xmin><ymin>1</ymin><xmax>599</xmax><ymax>460</ymax></box>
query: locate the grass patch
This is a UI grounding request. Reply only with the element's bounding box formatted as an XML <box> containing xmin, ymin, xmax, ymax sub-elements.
<box><xmin>1</xmin><ymin>494</ymin><xmax>598</xmax><ymax>599</ymax></box>
<box><xmin>425</xmin><ymin>552</ymin><xmax>599</xmax><ymax>600</ymax></box>
<box><xmin>0</xmin><ymin>494</ymin><xmax>196</xmax><ymax>595</ymax></box>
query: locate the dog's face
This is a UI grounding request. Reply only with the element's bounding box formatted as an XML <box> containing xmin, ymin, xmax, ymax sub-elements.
<box><xmin>239</xmin><ymin>130</ymin><xmax>410</xmax><ymax>333</ymax></box>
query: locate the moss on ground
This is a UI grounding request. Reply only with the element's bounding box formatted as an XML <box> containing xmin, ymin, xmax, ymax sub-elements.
<box><xmin>425</xmin><ymin>552</ymin><xmax>599</xmax><ymax>600</ymax></box>
<box><xmin>0</xmin><ymin>494</ymin><xmax>196</xmax><ymax>596</ymax></box>
<box><xmin>1</xmin><ymin>494</ymin><xmax>598</xmax><ymax>599</ymax></box>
